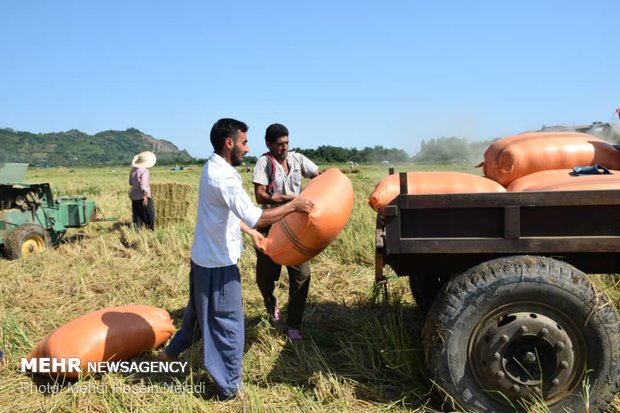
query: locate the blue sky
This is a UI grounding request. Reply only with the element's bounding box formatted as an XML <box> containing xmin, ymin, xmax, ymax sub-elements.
<box><xmin>1</xmin><ymin>1</ymin><xmax>618</xmax><ymax>159</ymax></box>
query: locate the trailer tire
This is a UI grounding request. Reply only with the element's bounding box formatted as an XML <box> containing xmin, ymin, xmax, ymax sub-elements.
<box><xmin>423</xmin><ymin>255</ymin><xmax>620</xmax><ymax>413</ymax></box>
<box><xmin>3</xmin><ymin>224</ymin><xmax>51</xmax><ymax>260</ymax></box>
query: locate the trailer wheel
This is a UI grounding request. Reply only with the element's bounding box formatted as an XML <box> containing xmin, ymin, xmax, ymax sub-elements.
<box><xmin>3</xmin><ymin>224</ymin><xmax>51</xmax><ymax>260</ymax></box>
<box><xmin>423</xmin><ymin>255</ymin><xmax>619</xmax><ymax>412</ymax></box>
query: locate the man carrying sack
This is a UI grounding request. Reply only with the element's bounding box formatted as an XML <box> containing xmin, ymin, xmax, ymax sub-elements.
<box><xmin>252</xmin><ymin>123</ymin><xmax>320</xmax><ymax>340</ymax></box>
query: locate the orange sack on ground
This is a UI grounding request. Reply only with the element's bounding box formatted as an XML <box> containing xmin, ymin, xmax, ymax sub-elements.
<box><xmin>368</xmin><ymin>171</ymin><xmax>506</xmax><ymax>211</ymax></box>
<box><xmin>261</xmin><ymin>168</ymin><xmax>354</xmax><ymax>266</ymax></box>
<box><xmin>480</xmin><ymin>131</ymin><xmax>620</xmax><ymax>186</ymax></box>
<box><xmin>27</xmin><ymin>304</ymin><xmax>175</xmax><ymax>378</ymax></box>
<box><xmin>507</xmin><ymin>169</ymin><xmax>620</xmax><ymax>192</ymax></box>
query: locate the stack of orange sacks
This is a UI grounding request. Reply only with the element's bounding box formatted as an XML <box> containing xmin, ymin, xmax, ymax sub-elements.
<box><xmin>367</xmin><ymin>130</ymin><xmax>620</xmax><ymax>211</ymax></box>
<box><xmin>479</xmin><ymin>131</ymin><xmax>620</xmax><ymax>191</ymax></box>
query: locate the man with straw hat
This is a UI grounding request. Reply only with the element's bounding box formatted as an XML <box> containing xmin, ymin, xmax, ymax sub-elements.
<box><xmin>129</xmin><ymin>150</ymin><xmax>156</xmax><ymax>230</ymax></box>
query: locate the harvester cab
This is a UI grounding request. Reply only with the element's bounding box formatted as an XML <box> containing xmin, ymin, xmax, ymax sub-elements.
<box><xmin>0</xmin><ymin>163</ymin><xmax>108</xmax><ymax>260</ymax></box>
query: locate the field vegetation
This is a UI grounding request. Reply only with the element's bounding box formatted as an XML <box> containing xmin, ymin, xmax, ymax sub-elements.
<box><xmin>0</xmin><ymin>163</ymin><xmax>618</xmax><ymax>412</ymax></box>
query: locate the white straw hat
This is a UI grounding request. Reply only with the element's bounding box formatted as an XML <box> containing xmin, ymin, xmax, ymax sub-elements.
<box><xmin>132</xmin><ymin>151</ymin><xmax>157</xmax><ymax>168</ymax></box>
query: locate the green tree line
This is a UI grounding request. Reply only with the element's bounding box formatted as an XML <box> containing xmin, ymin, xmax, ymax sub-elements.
<box><xmin>413</xmin><ymin>137</ymin><xmax>492</xmax><ymax>164</ymax></box>
<box><xmin>3</xmin><ymin>121</ymin><xmax>617</xmax><ymax>167</ymax></box>
<box><xmin>291</xmin><ymin>145</ymin><xmax>410</xmax><ymax>163</ymax></box>
<box><xmin>0</xmin><ymin>129</ymin><xmax>493</xmax><ymax>166</ymax></box>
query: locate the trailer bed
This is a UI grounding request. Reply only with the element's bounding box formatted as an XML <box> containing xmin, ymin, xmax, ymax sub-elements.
<box><xmin>376</xmin><ymin>173</ymin><xmax>620</xmax><ymax>277</ymax></box>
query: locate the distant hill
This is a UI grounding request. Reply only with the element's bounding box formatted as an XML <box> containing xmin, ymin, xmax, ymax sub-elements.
<box><xmin>0</xmin><ymin>127</ymin><xmax>195</xmax><ymax>166</ymax></box>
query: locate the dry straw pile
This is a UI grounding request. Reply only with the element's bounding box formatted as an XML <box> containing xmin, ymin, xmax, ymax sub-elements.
<box><xmin>151</xmin><ymin>183</ymin><xmax>193</xmax><ymax>226</ymax></box>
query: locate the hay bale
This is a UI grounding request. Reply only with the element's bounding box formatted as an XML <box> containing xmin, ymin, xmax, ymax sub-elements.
<box><xmin>150</xmin><ymin>183</ymin><xmax>192</xmax><ymax>226</ymax></box>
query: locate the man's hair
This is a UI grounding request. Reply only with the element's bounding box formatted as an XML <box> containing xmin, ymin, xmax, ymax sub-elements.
<box><xmin>265</xmin><ymin>123</ymin><xmax>289</xmax><ymax>144</ymax></box>
<box><xmin>210</xmin><ymin>118</ymin><xmax>248</xmax><ymax>152</ymax></box>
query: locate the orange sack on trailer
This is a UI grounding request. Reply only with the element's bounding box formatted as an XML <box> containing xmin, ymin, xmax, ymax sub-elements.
<box><xmin>260</xmin><ymin>168</ymin><xmax>354</xmax><ymax>266</ymax></box>
<box><xmin>507</xmin><ymin>169</ymin><xmax>620</xmax><ymax>192</ymax></box>
<box><xmin>480</xmin><ymin>131</ymin><xmax>620</xmax><ymax>186</ymax></box>
<box><xmin>27</xmin><ymin>304</ymin><xmax>175</xmax><ymax>378</ymax></box>
<box><xmin>368</xmin><ymin>171</ymin><xmax>506</xmax><ymax>212</ymax></box>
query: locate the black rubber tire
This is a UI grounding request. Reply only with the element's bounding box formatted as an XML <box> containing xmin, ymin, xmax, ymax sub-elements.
<box><xmin>423</xmin><ymin>255</ymin><xmax>620</xmax><ymax>413</ymax></box>
<box><xmin>2</xmin><ymin>224</ymin><xmax>51</xmax><ymax>260</ymax></box>
<box><xmin>409</xmin><ymin>275</ymin><xmax>448</xmax><ymax>314</ymax></box>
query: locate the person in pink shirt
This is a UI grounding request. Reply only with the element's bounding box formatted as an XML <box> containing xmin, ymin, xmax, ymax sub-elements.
<box><xmin>129</xmin><ymin>151</ymin><xmax>156</xmax><ymax>230</ymax></box>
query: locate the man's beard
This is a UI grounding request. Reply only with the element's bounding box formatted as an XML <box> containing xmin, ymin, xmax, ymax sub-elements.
<box><xmin>274</xmin><ymin>150</ymin><xmax>287</xmax><ymax>162</ymax></box>
<box><xmin>231</xmin><ymin>147</ymin><xmax>244</xmax><ymax>167</ymax></box>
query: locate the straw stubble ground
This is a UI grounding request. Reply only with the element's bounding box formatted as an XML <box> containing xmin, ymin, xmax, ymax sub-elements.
<box><xmin>0</xmin><ymin>164</ymin><xmax>618</xmax><ymax>413</ymax></box>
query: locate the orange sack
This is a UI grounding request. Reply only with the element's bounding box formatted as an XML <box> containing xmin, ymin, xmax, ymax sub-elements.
<box><xmin>368</xmin><ymin>171</ymin><xmax>506</xmax><ymax>211</ymax></box>
<box><xmin>27</xmin><ymin>304</ymin><xmax>175</xmax><ymax>378</ymax></box>
<box><xmin>481</xmin><ymin>131</ymin><xmax>620</xmax><ymax>186</ymax></box>
<box><xmin>261</xmin><ymin>168</ymin><xmax>354</xmax><ymax>266</ymax></box>
<box><xmin>507</xmin><ymin>169</ymin><xmax>620</xmax><ymax>192</ymax></box>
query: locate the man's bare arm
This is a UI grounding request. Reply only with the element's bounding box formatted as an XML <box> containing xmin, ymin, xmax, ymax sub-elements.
<box><xmin>241</xmin><ymin>221</ymin><xmax>266</xmax><ymax>251</ymax></box>
<box><xmin>253</xmin><ymin>183</ymin><xmax>295</xmax><ymax>205</ymax></box>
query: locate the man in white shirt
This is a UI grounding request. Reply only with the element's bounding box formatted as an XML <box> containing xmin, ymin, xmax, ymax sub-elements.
<box><xmin>159</xmin><ymin>118</ymin><xmax>313</xmax><ymax>400</ymax></box>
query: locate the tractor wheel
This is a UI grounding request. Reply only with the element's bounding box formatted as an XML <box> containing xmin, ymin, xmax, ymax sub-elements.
<box><xmin>3</xmin><ymin>224</ymin><xmax>51</xmax><ymax>260</ymax></box>
<box><xmin>423</xmin><ymin>255</ymin><xmax>620</xmax><ymax>412</ymax></box>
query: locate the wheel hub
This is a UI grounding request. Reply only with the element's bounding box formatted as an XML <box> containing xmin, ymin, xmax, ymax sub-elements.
<box><xmin>471</xmin><ymin>311</ymin><xmax>579</xmax><ymax>404</ymax></box>
<box><xmin>21</xmin><ymin>235</ymin><xmax>45</xmax><ymax>256</ymax></box>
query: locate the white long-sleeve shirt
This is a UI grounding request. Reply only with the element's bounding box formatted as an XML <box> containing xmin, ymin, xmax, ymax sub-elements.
<box><xmin>191</xmin><ymin>153</ymin><xmax>262</xmax><ymax>268</ymax></box>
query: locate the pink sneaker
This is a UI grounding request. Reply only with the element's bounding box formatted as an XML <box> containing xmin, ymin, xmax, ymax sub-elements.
<box><xmin>286</xmin><ymin>327</ymin><xmax>303</xmax><ymax>341</ymax></box>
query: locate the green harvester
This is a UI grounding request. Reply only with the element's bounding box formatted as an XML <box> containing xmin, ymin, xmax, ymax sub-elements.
<box><xmin>0</xmin><ymin>163</ymin><xmax>107</xmax><ymax>260</ymax></box>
